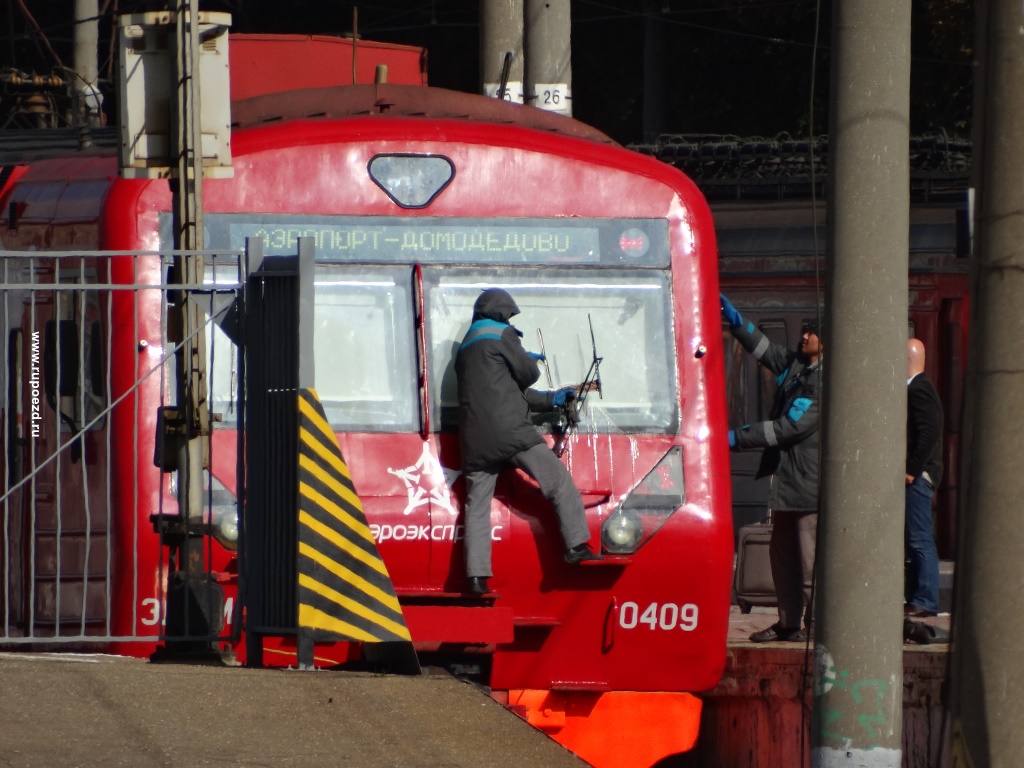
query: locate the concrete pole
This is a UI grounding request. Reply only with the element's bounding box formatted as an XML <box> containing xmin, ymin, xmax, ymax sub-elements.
<box><xmin>950</xmin><ymin>0</ymin><xmax>985</xmax><ymax>620</ymax></box>
<box><xmin>524</xmin><ymin>0</ymin><xmax>571</xmax><ymax>116</ymax></box>
<box><xmin>948</xmin><ymin>0</ymin><xmax>1024</xmax><ymax>764</ymax></box>
<box><xmin>73</xmin><ymin>0</ymin><xmax>102</xmax><ymax>125</ymax></box>
<box><xmin>812</xmin><ymin>1</ymin><xmax>911</xmax><ymax>766</ymax></box>
<box><xmin>481</xmin><ymin>0</ymin><xmax>524</xmax><ymax>103</ymax></box>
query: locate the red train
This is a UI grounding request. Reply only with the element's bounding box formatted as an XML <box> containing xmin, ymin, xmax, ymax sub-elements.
<box><xmin>0</xmin><ymin>34</ymin><xmax>734</xmax><ymax>768</ymax></box>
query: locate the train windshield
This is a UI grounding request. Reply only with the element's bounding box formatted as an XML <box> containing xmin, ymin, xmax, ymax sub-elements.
<box><xmin>312</xmin><ymin>265</ymin><xmax>418</xmax><ymax>430</ymax></box>
<box><xmin>424</xmin><ymin>267</ymin><xmax>678</xmax><ymax>434</ymax></box>
<box><xmin>197</xmin><ymin>214</ymin><xmax>677</xmax><ymax>434</ymax></box>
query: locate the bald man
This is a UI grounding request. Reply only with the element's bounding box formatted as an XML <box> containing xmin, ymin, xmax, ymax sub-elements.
<box><xmin>905</xmin><ymin>338</ymin><xmax>943</xmax><ymax>618</ymax></box>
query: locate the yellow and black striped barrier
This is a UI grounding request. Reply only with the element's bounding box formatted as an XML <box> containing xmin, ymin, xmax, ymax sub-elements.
<box><xmin>296</xmin><ymin>389</ymin><xmax>414</xmax><ymax>665</ymax></box>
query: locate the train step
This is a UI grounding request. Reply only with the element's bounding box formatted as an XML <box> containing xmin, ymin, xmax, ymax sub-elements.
<box><xmin>401</xmin><ymin>604</ymin><xmax>515</xmax><ymax>644</ymax></box>
<box><xmin>395</xmin><ymin>588</ymin><xmax>566</xmax><ymax>641</ymax></box>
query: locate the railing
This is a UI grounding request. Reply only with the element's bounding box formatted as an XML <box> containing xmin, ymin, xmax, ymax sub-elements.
<box><xmin>0</xmin><ymin>248</ymin><xmax>243</xmax><ymax>648</ymax></box>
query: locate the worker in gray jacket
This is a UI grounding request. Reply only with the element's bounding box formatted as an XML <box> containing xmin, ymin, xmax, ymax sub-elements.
<box><xmin>721</xmin><ymin>294</ymin><xmax>822</xmax><ymax>642</ymax></box>
<box><xmin>456</xmin><ymin>288</ymin><xmax>601</xmax><ymax>596</ymax></box>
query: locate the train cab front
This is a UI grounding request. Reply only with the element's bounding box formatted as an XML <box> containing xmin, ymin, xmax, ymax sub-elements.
<box><xmin>380</xmin><ymin>258</ymin><xmax>736</xmax><ymax>767</ymax></box>
<box><xmin>474</xmin><ymin>433</ymin><xmax>733</xmax><ymax>768</ymax></box>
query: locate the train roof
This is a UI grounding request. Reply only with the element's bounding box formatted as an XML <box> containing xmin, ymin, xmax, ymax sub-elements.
<box><xmin>230</xmin><ymin>83</ymin><xmax>617</xmax><ymax>146</ymax></box>
<box><xmin>0</xmin><ymin>83</ymin><xmax>616</xmax><ymax>169</ymax></box>
<box><xmin>0</xmin><ymin>101</ymin><xmax>970</xmax><ymax>206</ymax></box>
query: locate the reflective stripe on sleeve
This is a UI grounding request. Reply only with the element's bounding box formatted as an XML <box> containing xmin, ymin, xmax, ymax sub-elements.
<box><xmin>752</xmin><ymin>335</ymin><xmax>770</xmax><ymax>360</ymax></box>
<box><xmin>763</xmin><ymin>421</ymin><xmax>779</xmax><ymax>447</ymax></box>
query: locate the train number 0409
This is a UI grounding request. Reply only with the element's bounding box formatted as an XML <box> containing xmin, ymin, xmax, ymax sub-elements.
<box><xmin>619</xmin><ymin>601</ymin><xmax>698</xmax><ymax>631</ymax></box>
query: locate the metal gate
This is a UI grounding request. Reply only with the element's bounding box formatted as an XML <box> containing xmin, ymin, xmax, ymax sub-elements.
<box><xmin>0</xmin><ymin>246</ymin><xmax>245</xmax><ymax>651</ymax></box>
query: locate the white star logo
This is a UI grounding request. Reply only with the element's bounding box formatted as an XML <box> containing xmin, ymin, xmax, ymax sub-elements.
<box><xmin>387</xmin><ymin>442</ymin><xmax>461</xmax><ymax>517</ymax></box>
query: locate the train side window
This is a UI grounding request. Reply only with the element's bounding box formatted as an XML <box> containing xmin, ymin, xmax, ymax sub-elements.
<box><xmin>941</xmin><ymin>301</ymin><xmax>963</xmax><ymax>431</ymax></box>
<box><xmin>78</xmin><ymin>294</ymin><xmax>106</xmax><ymax>429</ymax></box>
<box><xmin>88</xmin><ymin>321</ymin><xmax>104</xmax><ymax>397</ymax></box>
<box><xmin>44</xmin><ymin>285</ymin><xmax>106</xmax><ymax>433</ymax></box>
<box><xmin>43</xmin><ymin>320</ymin><xmax>79</xmax><ymax>400</ymax></box>
<box><xmin>7</xmin><ymin>328</ymin><xmax>24</xmax><ymax>484</ymax></box>
<box><xmin>757</xmin><ymin>320</ymin><xmax>788</xmax><ymax>421</ymax></box>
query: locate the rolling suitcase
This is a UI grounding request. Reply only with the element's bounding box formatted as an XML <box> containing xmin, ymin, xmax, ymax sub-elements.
<box><xmin>733</xmin><ymin>517</ymin><xmax>776</xmax><ymax>613</ymax></box>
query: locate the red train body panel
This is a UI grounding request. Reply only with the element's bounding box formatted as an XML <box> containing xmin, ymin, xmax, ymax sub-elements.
<box><xmin>0</xmin><ymin>60</ymin><xmax>733</xmax><ymax>768</ymax></box>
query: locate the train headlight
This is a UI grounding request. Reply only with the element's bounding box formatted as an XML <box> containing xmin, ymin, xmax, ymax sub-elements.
<box><xmin>600</xmin><ymin>446</ymin><xmax>685</xmax><ymax>555</ymax></box>
<box><xmin>206</xmin><ymin>474</ymin><xmax>239</xmax><ymax>551</ymax></box>
<box><xmin>214</xmin><ymin>508</ymin><xmax>239</xmax><ymax>550</ymax></box>
<box><xmin>602</xmin><ymin>509</ymin><xmax>643</xmax><ymax>553</ymax></box>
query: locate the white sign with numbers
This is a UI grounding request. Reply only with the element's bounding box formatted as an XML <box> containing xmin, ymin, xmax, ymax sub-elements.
<box><xmin>483</xmin><ymin>82</ymin><xmax>524</xmax><ymax>104</ymax></box>
<box><xmin>533</xmin><ymin>83</ymin><xmax>572</xmax><ymax>114</ymax></box>
<box><xmin>618</xmin><ymin>601</ymin><xmax>699</xmax><ymax>632</ymax></box>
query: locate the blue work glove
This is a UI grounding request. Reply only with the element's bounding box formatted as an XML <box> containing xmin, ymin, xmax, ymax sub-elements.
<box><xmin>728</xmin><ymin>430</ymin><xmax>736</xmax><ymax>448</ymax></box>
<box><xmin>720</xmin><ymin>293</ymin><xmax>743</xmax><ymax>328</ymax></box>
<box><xmin>526</xmin><ymin>351</ymin><xmax>546</xmax><ymax>362</ymax></box>
<box><xmin>552</xmin><ymin>387</ymin><xmax>576</xmax><ymax>407</ymax></box>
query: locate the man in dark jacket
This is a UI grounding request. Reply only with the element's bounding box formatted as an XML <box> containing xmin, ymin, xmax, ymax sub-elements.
<box><xmin>721</xmin><ymin>294</ymin><xmax>822</xmax><ymax>642</ymax></box>
<box><xmin>904</xmin><ymin>338</ymin><xmax>943</xmax><ymax>617</ymax></box>
<box><xmin>456</xmin><ymin>288</ymin><xmax>601</xmax><ymax>595</ymax></box>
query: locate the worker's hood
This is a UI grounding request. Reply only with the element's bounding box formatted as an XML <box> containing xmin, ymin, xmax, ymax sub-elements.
<box><xmin>472</xmin><ymin>288</ymin><xmax>520</xmax><ymax>324</ymax></box>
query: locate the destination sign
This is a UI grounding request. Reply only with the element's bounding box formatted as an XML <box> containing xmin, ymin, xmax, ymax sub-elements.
<box><xmin>236</xmin><ymin>220</ymin><xmax>600</xmax><ymax>262</ymax></box>
<box><xmin>173</xmin><ymin>214</ymin><xmax>671</xmax><ymax>267</ymax></box>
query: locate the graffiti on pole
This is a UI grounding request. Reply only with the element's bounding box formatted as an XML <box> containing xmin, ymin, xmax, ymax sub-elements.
<box><xmin>815</xmin><ymin>645</ymin><xmax>894</xmax><ymax>749</ymax></box>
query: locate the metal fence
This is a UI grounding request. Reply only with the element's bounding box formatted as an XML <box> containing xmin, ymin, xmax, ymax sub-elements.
<box><xmin>0</xmin><ymin>248</ymin><xmax>244</xmax><ymax>650</ymax></box>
